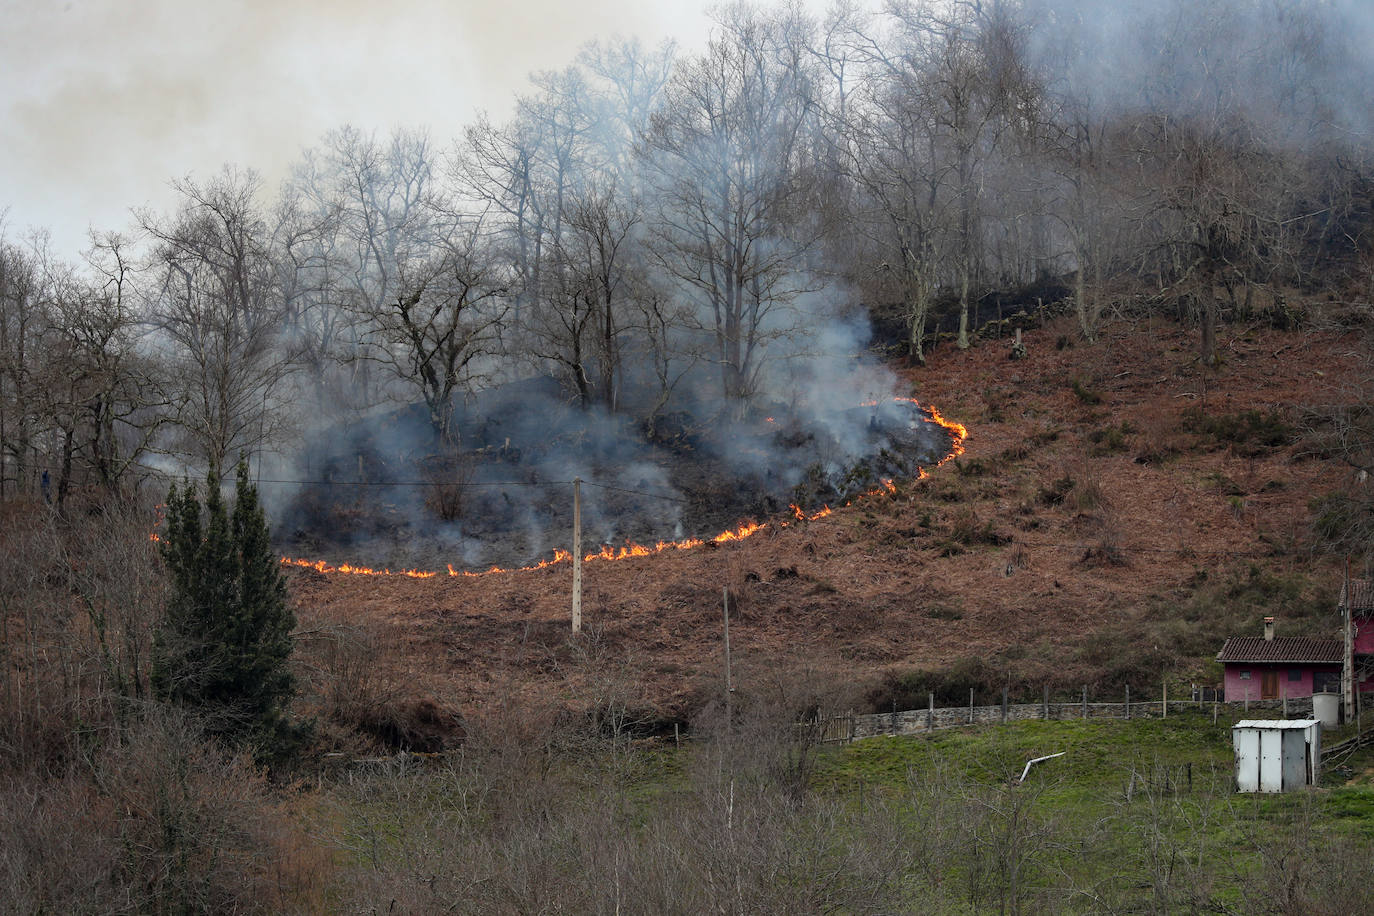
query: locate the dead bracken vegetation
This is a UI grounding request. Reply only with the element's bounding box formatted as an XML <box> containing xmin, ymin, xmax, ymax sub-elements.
<box><xmin>289</xmin><ymin>313</ymin><xmax>1366</xmax><ymax>736</ymax></box>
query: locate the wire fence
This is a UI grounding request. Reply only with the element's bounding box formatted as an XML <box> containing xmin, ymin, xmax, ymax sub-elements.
<box><xmin>818</xmin><ymin>687</ymin><xmax>1313</xmax><ymax>744</ymax></box>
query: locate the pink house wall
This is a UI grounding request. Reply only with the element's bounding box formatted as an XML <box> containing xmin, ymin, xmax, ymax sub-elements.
<box><xmin>1222</xmin><ymin>664</ymin><xmax>1343</xmax><ymax>702</ymax></box>
<box><xmin>1353</xmin><ymin>615</ymin><xmax>1374</xmax><ymax>654</ymax></box>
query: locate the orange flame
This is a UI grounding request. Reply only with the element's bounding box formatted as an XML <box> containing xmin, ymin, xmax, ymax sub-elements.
<box><xmin>275</xmin><ymin>397</ymin><xmax>967</xmax><ymax>580</ymax></box>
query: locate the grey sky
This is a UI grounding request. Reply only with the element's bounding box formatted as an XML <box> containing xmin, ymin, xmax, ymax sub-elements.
<box><xmin>1</xmin><ymin>0</ymin><xmax>829</xmax><ymax>258</ymax></box>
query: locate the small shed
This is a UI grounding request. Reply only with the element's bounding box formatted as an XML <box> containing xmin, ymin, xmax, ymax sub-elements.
<box><xmin>1232</xmin><ymin>719</ymin><xmax>1321</xmax><ymax>793</ymax></box>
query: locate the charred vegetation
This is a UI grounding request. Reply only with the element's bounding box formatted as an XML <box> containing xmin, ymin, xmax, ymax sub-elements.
<box><xmin>275</xmin><ymin>381</ymin><xmax>961</xmax><ymax>571</ymax></box>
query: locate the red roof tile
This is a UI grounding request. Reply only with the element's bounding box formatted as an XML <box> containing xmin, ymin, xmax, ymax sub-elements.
<box><xmin>1341</xmin><ymin>579</ymin><xmax>1374</xmax><ymax>611</ymax></box>
<box><xmin>1216</xmin><ymin>636</ymin><xmax>1343</xmax><ymax>664</ymax></box>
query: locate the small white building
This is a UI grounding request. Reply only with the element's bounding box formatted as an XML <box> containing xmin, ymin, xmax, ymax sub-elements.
<box><xmin>1232</xmin><ymin>719</ymin><xmax>1321</xmax><ymax>793</ymax></box>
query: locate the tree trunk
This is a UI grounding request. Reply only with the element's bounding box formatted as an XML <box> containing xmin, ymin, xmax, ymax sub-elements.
<box><xmin>957</xmin><ymin>261</ymin><xmax>971</xmax><ymax>350</ymax></box>
<box><xmin>1200</xmin><ymin>287</ymin><xmax>1218</xmax><ymax>367</ymax></box>
<box><xmin>56</xmin><ymin>425</ymin><xmax>75</xmax><ymax>507</ymax></box>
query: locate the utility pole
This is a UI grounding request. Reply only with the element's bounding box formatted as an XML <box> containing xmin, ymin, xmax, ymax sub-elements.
<box><xmin>1344</xmin><ymin>557</ymin><xmax>1354</xmax><ymax>722</ymax></box>
<box><xmin>723</xmin><ymin>587</ymin><xmax>733</xmax><ymax>717</ymax></box>
<box><xmin>572</xmin><ymin>478</ymin><xmax>582</xmax><ymax>634</ymax></box>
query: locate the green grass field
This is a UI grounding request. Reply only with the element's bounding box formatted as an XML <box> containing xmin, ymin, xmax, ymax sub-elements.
<box><xmin>313</xmin><ymin>711</ymin><xmax>1374</xmax><ymax>913</ymax></box>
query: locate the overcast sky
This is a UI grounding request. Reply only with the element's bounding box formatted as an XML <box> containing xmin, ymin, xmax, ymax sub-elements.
<box><xmin>0</xmin><ymin>0</ymin><xmax>833</xmax><ymax>260</ymax></box>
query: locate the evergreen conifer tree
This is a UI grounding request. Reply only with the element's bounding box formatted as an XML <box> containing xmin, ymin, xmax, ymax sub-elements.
<box><xmin>152</xmin><ymin>460</ymin><xmax>296</xmax><ymax>752</ymax></box>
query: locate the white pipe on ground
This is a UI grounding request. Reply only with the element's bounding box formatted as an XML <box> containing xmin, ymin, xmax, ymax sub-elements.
<box><xmin>1017</xmin><ymin>752</ymin><xmax>1066</xmax><ymax>784</ymax></box>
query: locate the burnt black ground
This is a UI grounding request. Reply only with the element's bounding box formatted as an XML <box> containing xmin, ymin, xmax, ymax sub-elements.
<box><xmin>276</xmin><ymin>387</ymin><xmax>958</xmax><ymax>571</ymax></box>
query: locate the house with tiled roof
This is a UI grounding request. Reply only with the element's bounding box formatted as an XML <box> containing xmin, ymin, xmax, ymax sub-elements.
<box><xmin>1216</xmin><ymin>579</ymin><xmax>1374</xmax><ymax>706</ymax></box>
<box><xmin>1217</xmin><ymin>618</ymin><xmax>1343</xmax><ymax>702</ymax></box>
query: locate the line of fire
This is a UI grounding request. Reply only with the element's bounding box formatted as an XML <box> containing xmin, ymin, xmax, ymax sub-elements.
<box><xmin>272</xmin><ymin>397</ymin><xmax>967</xmax><ymax>580</ymax></box>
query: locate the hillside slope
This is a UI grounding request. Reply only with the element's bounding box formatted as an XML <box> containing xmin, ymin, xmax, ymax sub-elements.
<box><xmin>289</xmin><ymin>315</ymin><xmax>1369</xmax><ymax>738</ymax></box>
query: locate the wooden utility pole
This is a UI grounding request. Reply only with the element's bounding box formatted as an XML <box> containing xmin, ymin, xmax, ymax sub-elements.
<box><xmin>722</xmin><ymin>587</ymin><xmax>733</xmax><ymax>724</ymax></box>
<box><xmin>722</xmin><ymin>588</ymin><xmax>733</xmax><ymax>691</ymax></box>
<box><xmin>572</xmin><ymin>478</ymin><xmax>582</xmax><ymax>634</ymax></box>
<box><xmin>1344</xmin><ymin>558</ymin><xmax>1355</xmax><ymax>722</ymax></box>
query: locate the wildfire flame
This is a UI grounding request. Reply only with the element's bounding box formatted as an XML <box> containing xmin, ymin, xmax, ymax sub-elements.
<box><xmin>791</xmin><ymin>503</ymin><xmax>833</xmax><ymax>521</ymax></box>
<box><xmin>275</xmin><ymin>397</ymin><xmax>967</xmax><ymax>580</ymax></box>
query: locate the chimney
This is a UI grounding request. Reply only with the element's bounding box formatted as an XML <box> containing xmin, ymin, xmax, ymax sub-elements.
<box><xmin>1264</xmin><ymin>617</ymin><xmax>1275</xmax><ymax>641</ymax></box>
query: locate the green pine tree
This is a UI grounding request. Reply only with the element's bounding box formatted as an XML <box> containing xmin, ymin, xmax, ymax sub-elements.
<box><xmin>152</xmin><ymin>460</ymin><xmax>297</xmax><ymax>754</ymax></box>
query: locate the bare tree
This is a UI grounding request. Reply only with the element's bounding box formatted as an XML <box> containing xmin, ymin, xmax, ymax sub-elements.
<box><xmin>22</xmin><ymin>233</ymin><xmax>173</xmax><ymax>504</ymax></box>
<box><xmin>828</xmin><ymin>7</ymin><xmax>951</xmax><ymax>364</ymax></box>
<box><xmin>528</xmin><ymin>182</ymin><xmax>645</xmax><ymax>410</ymax></box>
<box><xmin>889</xmin><ymin>1</ymin><xmax>1025</xmax><ymax>350</ymax></box>
<box><xmin>142</xmin><ymin>168</ymin><xmax>293</xmax><ymax>471</ymax></box>
<box><xmin>0</xmin><ymin>235</ymin><xmax>39</xmax><ymax>497</ymax></box>
<box><xmin>287</xmin><ymin>126</ymin><xmax>448</xmax><ymax>411</ymax></box>
<box><xmin>364</xmin><ymin>221</ymin><xmax>508</xmax><ymax>443</ymax></box>
<box><xmin>643</xmin><ymin>4</ymin><xmax>824</xmax><ymax>404</ymax></box>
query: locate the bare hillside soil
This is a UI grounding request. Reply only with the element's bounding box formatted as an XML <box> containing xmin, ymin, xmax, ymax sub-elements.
<box><xmin>289</xmin><ymin>313</ymin><xmax>1369</xmax><ymax>744</ymax></box>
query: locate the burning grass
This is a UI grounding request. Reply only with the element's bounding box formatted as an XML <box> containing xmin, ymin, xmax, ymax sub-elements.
<box><xmin>278</xmin><ymin>397</ymin><xmax>965</xmax><ymax>580</ymax></box>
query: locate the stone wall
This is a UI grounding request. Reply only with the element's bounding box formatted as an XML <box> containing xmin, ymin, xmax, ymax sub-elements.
<box><xmin>829</xmin><ymin>696</ymin><xmax>1313</xmax><ymax>742</ymax></box>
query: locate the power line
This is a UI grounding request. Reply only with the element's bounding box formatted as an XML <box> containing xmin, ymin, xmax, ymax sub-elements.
<box><xmin>19</xmin><ymin>461</ymin><xmax>696</xmax><ymax>504</ymax></box>
<box><xmin>1008</xmin><ymin>536</ymin><xmax>1286</xmax><ymax>560</ymax></box>
<box><xmin>581</xmin><ymin>480</ymin><xmax>689</xmax><ymax>504</ymax></box>
<box><xmin>249</xmin><ymin>476</ymin><xmax>689</xmax><ymax>503</ymax></box>
<box><xmin>249</xmin><ymin>477</ymin><xmax>570</xmax><ymax>489</ymax></box>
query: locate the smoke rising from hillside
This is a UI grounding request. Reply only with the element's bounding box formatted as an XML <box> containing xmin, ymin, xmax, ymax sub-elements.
<box><xmin>4</xmin><ymin>0</ymin><xmax>1373</xmax><ymax>566</ymax></box>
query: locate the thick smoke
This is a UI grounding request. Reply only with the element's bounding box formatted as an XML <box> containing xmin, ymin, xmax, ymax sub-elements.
<box><xmin>1022</xmin><ymin>0</ymin><xmax>1374</xmax><ymax>141</ymax></box>
<box><xmin>6</xmin><ymin>0</ymin><xmax>1370</xmax><ymax>568</ymax></box>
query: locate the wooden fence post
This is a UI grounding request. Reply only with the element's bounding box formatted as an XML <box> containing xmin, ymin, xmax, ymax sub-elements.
<box><xmin>1002</xmin><ymin>686</ymin><xmax>1008</xmax><ymax>724</ymax></box>
<box><xmin>1163</xmin><ymin>680</ymin><xmax>1168</xmax><ymax>718</ymax></box>
<box><xmin>969</xmin><ymin>687</ymin><xmax>975</xmax><ymax>725</ymax></box>
<box><xmin>928</xmin><ymin>692</ymin><xmax>934</xmax><ymax>731</ymax></box>
<box><xmin>1125</xmin><ymin>684</ymin><xmax>1131</xmax><ymax>720</ymax></box>
<box><xmin>1043</xmin><ymin>684</ymin><xmax>1050</xmax><ymax>720</ymax></box>
<box><xmin>1082</xmin><ymin>685</ymin><xmax>1088</xmax><ymax>720</ymax></box>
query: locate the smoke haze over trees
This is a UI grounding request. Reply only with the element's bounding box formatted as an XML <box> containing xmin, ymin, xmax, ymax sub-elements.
<box><xmin>2</xmin><ymin>0</ymin><xmax>1373</xmax><ymax>556</ymax></box>
<box><xmin>7</xmin><ymin>5</ymin><xmax>1374</xmax><ymax>908</ymax></box>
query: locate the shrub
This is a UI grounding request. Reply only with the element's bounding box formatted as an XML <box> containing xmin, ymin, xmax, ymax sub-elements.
<box><xmin>947</xmin><ymin>509</ymin><xmax>1011</xmax><ymax>546</ymax></box>
<box><xmin>1088</xmin><ymin>423</ymin><xmax>1132</xmax><ymax>455</ymax></box>
<box><xmin>1039</xmin><ymin>475</ymin><xmax>1076</xmax><ymax>506</ymax></box>
<box><xmin>0</xmin><ymin>711</ymin><xmax>325</xmax><ymax>913</ymax></box>
<box><xmin>1071</xmin><ymin>376</ymin><xmax>1103</xmax><ymax>405</ymax></box>
<box><xmin>874</xmin><ymin>656</ymin><xmax>1001</xmax><ymax>708</ymax></box>
<box><xmin>1181</xmin><ymin>408</ymin><xmax>1292</xmax><ymax>456</ymax></box>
